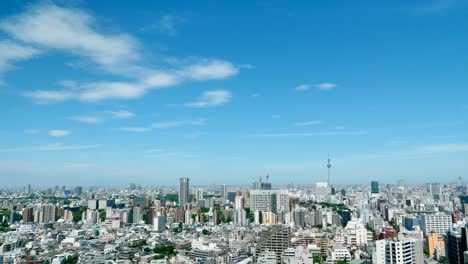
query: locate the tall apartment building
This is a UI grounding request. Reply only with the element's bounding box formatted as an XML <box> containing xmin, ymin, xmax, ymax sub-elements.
<box><xmin>419</xmin><ymin>213</ymin><xmax>452</xmax><ymax>236</ymax></box>
<box><xmin>250</xmin><ymin>190</ymin><xmax>290</xmax><ymax>213</ymax></box>
<box><xmin>22</xmin><ymin>207</ymin><xmax>34</xmax><ymax>224</ymax></box>
<box><xmin>39</xmin><ymin>205</ymin><xmax>56</xmax><ymax>223</ymax></box>
<box><xmin>256</xmin><ymin>225</ymin><xmax>292</xmax><ymax>263</ymax></box>
<box><xmin>373</xmin><ymin>238</ymin><xmax>424</xmax><ymax>264</ymax></box>
<box><xmin>426</xmin><ymin>231</ymin><xmax>445</xmax><ymax>259</ymax></box>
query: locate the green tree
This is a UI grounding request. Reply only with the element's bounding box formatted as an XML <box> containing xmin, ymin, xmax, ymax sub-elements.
<box><xmin>99</xmin><ymin>211</ymin><xmax>106</xmax><ymax>222</ymax></box>
<box><xmin>72</xmin><ymin>210</ymin><xmax>83</xmax><ymax>223</ymax></box>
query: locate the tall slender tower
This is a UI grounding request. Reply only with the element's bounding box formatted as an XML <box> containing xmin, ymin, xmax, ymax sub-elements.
<box><xmin>179</xmin><ymin>177</ymin><xmax>190</xmax><ymax>206</ymax></box>
<box><xmin>327</xmin><ymin>155</ymin><xmax>332</xmax><ymax>187</ymax></box>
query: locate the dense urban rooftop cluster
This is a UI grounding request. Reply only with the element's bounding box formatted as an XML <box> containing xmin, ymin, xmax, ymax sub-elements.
<box><xmin>0</xmin><ymin>176</ymin><xmax>466</xmax><ymax>264</ymax></box>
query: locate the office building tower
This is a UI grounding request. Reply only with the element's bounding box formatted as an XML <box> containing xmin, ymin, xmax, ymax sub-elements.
<box><xmin>25</xmin><ymin>184</ymin><xmax>31</xmax><ymax>194</ymax></box>
<box><xmin>227</xmin><ymin>191</ymin><xmax>236</xmax><ymax>203</ymax></box>
<box><xmin>446</xmin><ymin>227</ymin><xmax>468</xmax><ymax>264</ymax></box>
<box><xmin>154</xmin><ymin>215</ymin><xmax>166</xmax><ymax>231</ymax></box>
<box><xmin>404</xmin><ymin>216</ymin><xmax>420</xmax><ymax>231</ymax></box>
<box><xmin>371</xmin><ymin>181</ymin><xmax>379</xmax><ymax>194</ymax></box>
<box><xmin>222</xmin><ymin>184</ymin><xmax>227</xmax><ymax>200</ymax></box>
<box><xmin>179</xmin><ymin>177</ymin><xmax>190</xmax><ymax>206</ymax></box>
<box><xmin>341</xmin><ymin>209</ymin><xmax>351</xmax><ymax>227</ymax></box>
<box><xmin>256</xmin><ymin>225</ymin><xmax>291</xmax><ymax>263</ymax></box>
<box><xmin>88</xmin><ymin>199</ymin><xmax>98</xmax><ymax>210</ymax></box>
<box><xmin>420</xmin><ymin>213</ymin><xmax>452</xmax><ymax>236</ymax></box>
<box><xmin>132</xmin><ymin>207</ymin><xmax>142</xmax><ymax>223</ymax></box>
<box><xmin>195</xmin><ymin>188</ymin><xmax>204</xmax><ymax>200</ymax></box>
<box><xmin>74</xmin><ymin>186</ymin><xmax>83</xmax><ymax>196</ymax></box>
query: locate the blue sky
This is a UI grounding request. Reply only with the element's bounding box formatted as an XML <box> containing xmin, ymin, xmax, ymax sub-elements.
<box><xmin>0</xmin><ymin>0</ymin><xmax>467</xmax><ymax>186</ymax></box>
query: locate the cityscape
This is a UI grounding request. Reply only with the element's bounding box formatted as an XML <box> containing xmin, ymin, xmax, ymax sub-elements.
<box><xmin>1</xmin><ymin>171</ymin><xmax>468</xmax><ymax>264</ymax></box>
<box><xmin>1</xmin><ymin>1</ymin><xmax>468</xmax><ymax>264</ymax></box>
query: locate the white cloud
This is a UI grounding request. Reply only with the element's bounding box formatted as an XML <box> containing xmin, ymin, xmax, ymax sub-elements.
<box><xmin>119</xmin><ymin>127</ymin><xmax>152</xmax><ymax>133</ymax></box>
<box><xmin>119</xmin><ymin>118</ymin><xmax>205</xmax><ymax>133</ymax></box>
<box><xmin>140</xmin><ymin>15</ymin><xmax>185</xmax><ymax>36</ymax></box>
<box><xmin>0</xmin><ymin>40</ymin><xmax>41</xmax><ymax>74</ymax></box>
<box><xmin>295</xmin><ymin>84</ymin><xmax>310</xmax><ymax>91</ymax></box>
<box><xmin>107</xmin><ymin>110</ymin><xmax>135</xmax><ymax>119</ymax></box>
<box><xmin>315</xmin><ymin>82</ymin><xmax>336</xmax><ymax>91</ymax></box>
<box><xmin>294</xmin><ymin>120</ymin><xmax>323</xmax><ymax>126</ymax></box>
<box><xmin>39</xmin><ymin>143</ymin><xmax>98</xmax><ymax>151</ymax></box>
<box><xmin>248</xmin><ymin>131</ymin><xmax>367</xmax><ymax>138</ymax></box>
<box><xmin>180</xmin><ymin>60</ymin><xmax>239</xmax><ymax>81</ymax></box>
<box><xmin>185</xmin><ymin>90</ymin><xmax>232</xmax><ymax>108</ymax></box>
<box><xmin>295</xmin><ymin>83</ymin><xmax>337</xmax><ymax>91</ymax></box>
<box><xmin>68</xmin><ymin>115</ymin><xmax>102</xmax><ymax>124</ymax></box>
<box><xmin>0</xmin><ymin>143</ymin><xmax>100</xmax><ymax>152</ymax></box>
<box><xmin>24</xmin><ymin>61</ymin><xmax>238</xmax><ymax>103</ymax></box>
<box><xmin>146</xmin><ymin>148</ymin><xmax>164</xmax><ymax>153</ymax></box>
<box><xmin>24</xmin><ymin>128</ymin><xmax>40</xmax><ymax>134</ymax></box>
<box><xmin>0</xmin><ymin>3</ymin><xmax>140</xmax><ymax>74</ymax></box>
<box><xmin>151</xmin><ymin>119</ymin><xmax>206</xmax><ymax>129</ymax></box>
<box><xmin>48</xmin><ymin>130</ymin><xmax>72</xmax><ymax>137</ymax></box>
<box><xmin>0</xmin><ymin>3</ymin><xmax>240</xmax><ymax>103</ymax></box>
<box><xmin>24</xmin><ymin>90</ymin><xmax>74</xmax><ymax>103</ymax></box>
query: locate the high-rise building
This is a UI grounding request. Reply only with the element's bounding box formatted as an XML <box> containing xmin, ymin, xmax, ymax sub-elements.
<box><xmin>426</xmin><ymin>231</ymin><xmax>445</xmax><ymax>259</ymax></box>
<box><xmin>195</xmin><ymin>188</ymin><xmax>204</xmax><ymax>200</ymax></box>
<box><xmin>221</xmin><ymin>184</ymin><xmax>227</xmax><ymax>200</ymax></box>
<box><xmin>227</xmin><ymin>191</ymin><xmax>236</xmax><ymax>203</ymax></box>
<box><xmin>256</xmin><ymin>225</ymin><xmax>291</xmax><ymax>263</ymax></box>
<box><xmin>235</xmin><ymin>196</ymin><xmax>244</xmax><ymax>209</ymax></box>
<box><xmin>39</xmin><ymin>205</ymin><xmax>56</xmax><ymax>223</ymax></box>
<box><xmin>132</xmin><ymin>207</ymin><xmax>142</xmax><ymax>223</ymax></box>
<box><xmin>179</xmin><ymin>177</ymin><xmax>190</xmax><ymax>206</ymax></box>
<box><xmin>373</xmin><ymin>238</ymin><xmax>424</xmax><ymax>264</ymax></box>
<box><xmin>74</xmin><ymin>186</ymin><xmax>83</xmax><ymax>196</ymax></box>
<box><xmin>293</xmin><ymin>208</ymin><xmax>307</xmax><ymax>228</ymax></box>
<box><xmin>22</xmin><ymin>207</ymin><xmax>34</xmax><ymax>224</ymax></box>
<box><xmin>446</xmin><ymin>227</ymin><xmax>468</xmax><ymax>264</ymax></box>
<box><xmin>341</xmin><ymin>209</ymin><xmax>351</xmax><ymax>227</ymax></box>
<box><xmin>154</xmin><ymin>215</ymin><xmax>166</xmax><ymax>231</ymax></box>
<box><xmin>25</xmin><ymin>184</ymin><xmax>31</xmax><ymax>194</ymax></box>
<box><xmin>371</xmin><ymin>181</ymin><xmax>379</xmax><ymax>194</ymax></box>
<box><xmin>419</xmin><ymin>213</ymin><xmax>452</xmax><ymax>236</ymax></box>
<box><xmin>250</xmin><ymin>190</ymin><xmax>290</xmax><ymax>213</ymax></box>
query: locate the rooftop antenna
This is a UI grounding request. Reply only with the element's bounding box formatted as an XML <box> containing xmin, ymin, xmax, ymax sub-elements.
<box><xmin>266</xmin><ymin>174</ymin><xmax>269</xmax><ymax>182</ymax></box>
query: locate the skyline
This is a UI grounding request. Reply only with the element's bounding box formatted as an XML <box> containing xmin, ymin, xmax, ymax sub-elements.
<box><xmin>0</xmin><ymin>1</ymin><xmax>467</xmax><ymax>185</ymax></box>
